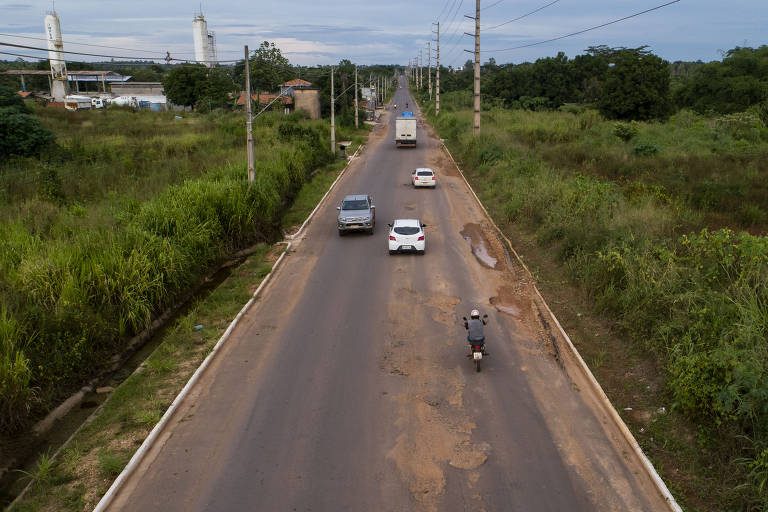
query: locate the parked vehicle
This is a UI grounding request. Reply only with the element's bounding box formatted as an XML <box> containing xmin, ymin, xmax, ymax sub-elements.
<box><xmin>337</xmin><ymin>194</ymin><xmax>376</xmax><ymax>235</ymax></box>
<box><xmin>388</xmin><ymin>219</ymin><xmax>426</xmax><ymax>254</ymax></box>
<box><xmin>63</xmin><ymin>95</ymin><xmax>91</xmax><ymax>111</ymax></box>
<box><xmin>411</xmin><ymin>168</ymin><xmax>437</xmax><ymax>188</ymax></box>
<box><xmin>395</xmin><ymin>112</ymin><xmax>417</xmax><ymax>147</ymax></box>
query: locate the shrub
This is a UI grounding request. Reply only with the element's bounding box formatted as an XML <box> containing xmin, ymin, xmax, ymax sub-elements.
<box><xmin>613</xmin><ymin>121</ymin><xmax>639</xmax><ymax>141</ymax></box>
<box><xmin>633</xmin><ymin>142</ymin><xmax>660</xmax><ymax>156</ymax></box>
<box><xmin>0</xmin><ymin>108</ymin><xmax>56</xmax><ymax>160</ymax></box>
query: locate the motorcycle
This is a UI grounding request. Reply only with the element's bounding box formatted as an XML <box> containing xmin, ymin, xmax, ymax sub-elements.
<box><xmin>463</xmin><ymin>314</ymin><xmax>488</xmax><ymax>372</ymax></box>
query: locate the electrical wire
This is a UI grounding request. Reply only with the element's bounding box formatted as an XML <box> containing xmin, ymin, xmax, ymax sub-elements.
<box><xmin>0</xmin><ymin>40</ymin><xmax>241</xmax><ymax>64</ymax></box>
<box><xmin>436</xmin><ymin>0</ymin><xmax>456</xmax><ymax>23</ymax></box>
<box><xmin>481</xmin><ymin>0</ymin><xmax>506</xmax><ymax>11</ymax></box>
<box><xmin>486</xmin><ymin>0</ymin><xmax>681</xmax><ymax>53</ymax></box>
<box><xmin>484</xmin><ymin>0</ymin><xmax>561</xmax><ymax>31</ymax></box>
<box><xmin>0</xmin><ymin>32</ymin><xmax>168</xmax><ymax>55</ymax></box>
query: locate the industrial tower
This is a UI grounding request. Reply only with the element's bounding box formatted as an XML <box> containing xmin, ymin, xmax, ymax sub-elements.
<box><xmin>192</xmin><ymin>13</ymin><xmax>217</xmax><ymax>67</ymax></box>
<box><xmin>44</xmin><ymin>11</ymin><xmax>69</xmax><ymax>100</ymax></box>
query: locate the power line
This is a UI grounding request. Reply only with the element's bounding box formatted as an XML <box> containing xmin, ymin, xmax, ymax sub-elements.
<box><xmin>484</xmin><ymin>0</ymin><xmax>561</xmax><ymax>31</ymax></box>
<box><xmin>438</xmin><ymin>0</ymin><xmax>469</xmax><ymax>60</ymax></box>
<box><xmin>0</xmin><ymin>40</ymin><xmax>240</xmax><ymax>64</ymax></box>
<box><xmin>486</xmin><ymin>0</ymin><xmax>681</xmax><ymax>53</ymax></box>
<box><xmin>0</xmin><ymin>32</ymin><xmax>168</xmax><ymax>55</ymax></box>
<box><xmin>436</xmin><ymin>0</ymin><xmax>456</xmax><ymax>22</ymax></box>
<box><xmin>481</xmin><ymin>0</ymin><xmax>506</xmax><ymax>11</ymax></box>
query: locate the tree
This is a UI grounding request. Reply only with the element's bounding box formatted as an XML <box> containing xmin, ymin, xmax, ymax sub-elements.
<box><xmin>233</xmin><ymin>41</ymin><xmax>293</xmax><ymax>93</ymax></box>
<box><xmin>0</xmin><ymin>86</ymin><xmax>55</xmax><ymax>160</ymax></box>
<box><xmin>673</xmin><ymin>45</ymin><xmax>768</xmax><ymax>114</ymax></box>
<box><xmin>599</xmin><ymin>47</ymin><xmax>673</xmax><ymax>121</ymax></box>
<box><xmin>163</xmin><ymin>65</ymin><xmax>208</xmax><ymax>109</ymax></box>
<box><xmin>198</xmin><ymin>67</ymin><xmax>236</xmax><ymax>111</ymax></box>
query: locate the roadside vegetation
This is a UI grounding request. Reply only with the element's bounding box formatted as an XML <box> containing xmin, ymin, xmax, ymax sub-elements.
<box><xmin>417</xmin><ymin>44</ymin><xmax>768</xmax><ymax>510</ymax></box>
<box><xmin>0</xmin><ymin>91</ymin><xmax>359</xmax><ymax>435</ymax></box>
<box><xmin>3</xmin><ymin>106</ymin><xmax>368</xmax><ymax>508</ymax></box>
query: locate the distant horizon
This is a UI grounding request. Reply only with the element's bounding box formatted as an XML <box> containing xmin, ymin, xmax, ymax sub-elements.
<box><xmin>0</xmin><ymin>0</ymin><xmax>765</xmax><ymax>67</ymax></box>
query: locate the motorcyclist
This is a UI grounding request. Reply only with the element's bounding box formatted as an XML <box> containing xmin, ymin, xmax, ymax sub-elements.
<box><xmin>405</xmin><ymin>102</ymin><xmax>409</xmax><ymax>109</ymax></box>
<box><xmin>463</xmin><ymin>309</ymin><xmax>488</xmax><ymax>355</ymax></box>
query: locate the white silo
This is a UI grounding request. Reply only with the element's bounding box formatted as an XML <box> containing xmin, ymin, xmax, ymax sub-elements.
<box><xmin>192</xmin><ymin>13</ymin><xmax>216</xmax><ymax>67</ymax></box>
<box><xmin>44</xmin><ymin>11</ymin><xmax>69</xmax><ymax>100</ymax></box>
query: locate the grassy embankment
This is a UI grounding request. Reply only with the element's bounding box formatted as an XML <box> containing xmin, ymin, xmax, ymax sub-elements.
<box><xmin>421</xmin><ymin>90</ymin><xmax>768</xmax><ymax>510</ymax></box>
<box><xmin>0</xmin><ymin>106</ymin><xmax>368</xmax><ymax>434</ymax></box>
<box><xmin>4</xmin><ymin>109</ymin><xmax>369</xmax><ymax>510</ymax></box>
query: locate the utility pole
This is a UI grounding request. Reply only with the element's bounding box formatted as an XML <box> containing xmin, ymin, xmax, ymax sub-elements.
<box><xmin>330</xmin><ymin>66</ymin><xmax>335</xmax><ymax>156</ymax></box>
<box><xmin>427</xmin><ymin>41</ymin><xmax>432</xmax><ymax>100</ymax></box>
<box><xmin>473</xmin><ymin>0</ymin><xmax>480</xmax><ymax>135</ymax></box>
<box><xmin>419</xmin><ymin>49</ymin><xmax>422</xmax><ymax>90</ymax></box>
<box><xmin>354</xmin><ymin>65</ymin><xmax>359</xmax><ymax>129</ymax></box>
<box><xmin>433</xmin><ymin>21</ymin><xmax>440</xmax><ymax>115</ymax></box>
<box><xmin>244</xmin><ymin>45</ymin><xmax>254</xmax><ymax>184</ymax></box>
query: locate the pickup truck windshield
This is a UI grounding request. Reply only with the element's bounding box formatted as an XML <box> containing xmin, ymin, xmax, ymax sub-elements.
<box><xmin>342</xmin><ymin>200</ymin><xmax>368</xmax><ymax>210</ymax></box>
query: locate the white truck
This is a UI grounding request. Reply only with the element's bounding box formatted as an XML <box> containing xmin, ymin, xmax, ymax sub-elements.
<box><xmin>395</xmin><ymin>112</ymin><xmax>417</xmax><ymax>147</ymax></box>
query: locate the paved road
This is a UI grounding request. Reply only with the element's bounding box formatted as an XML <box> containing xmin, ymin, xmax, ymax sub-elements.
<box><xmin>109</xmin><ymin>78</ymin><xmax>670</xmax><ymax>511</ymax></box>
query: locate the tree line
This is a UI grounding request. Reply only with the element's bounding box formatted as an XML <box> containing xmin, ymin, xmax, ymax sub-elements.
<box><xmin>434</xmin><ymin>44</ymin><xmax>768</xmax><ymax>121</ymax></box>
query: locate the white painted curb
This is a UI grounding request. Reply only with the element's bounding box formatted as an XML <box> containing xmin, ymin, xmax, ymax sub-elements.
<box><xmin>92</xmin><ymin>145</ymin><xmax>365</xmax><ymax>512</ymax></box>
<box><xmin>440</xmin><ymin>142</ymin><xmax>683</xmax><ymax>512</ymax></box>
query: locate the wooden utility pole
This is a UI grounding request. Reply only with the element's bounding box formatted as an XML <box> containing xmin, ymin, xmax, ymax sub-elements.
<box><xmin>244</xmin><ymin>45</ymin><xmax>254</xmax><ymax>184</ymax></box>
<box><xmin>330</xmin><ymin>66</ymin><xmax>335</xmax><ymax>156</ymax></box>
<box><xmin>354</xmin><ymin>65</ymin><xmax>359</xmax><ymax>129</ymax></box>
<box><xmin>473</xmin><ymin>0</ymin><xmax>481</xmax><ymax>135</ymax></box>
<box><xmin>427</xmin><ymin>41</ymin><xmax>432</xmax><ymax>100</ymax></box>
<box><xmin>434</xmin><ymin>22</ymin><xmax>440</xmax><ymax>115</ymax></box>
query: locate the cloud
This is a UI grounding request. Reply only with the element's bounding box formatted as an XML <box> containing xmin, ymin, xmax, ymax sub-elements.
<box><xmin>0</xmin><ymin>3</ymin><xmax>32</xmax><ymax>9</ymax></box>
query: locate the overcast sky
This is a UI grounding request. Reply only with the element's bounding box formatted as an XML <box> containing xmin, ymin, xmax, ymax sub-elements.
<box><xmin>1</xmin><ymin>0</ymin><xmax>766</xmax><ymax>68</ymax></box>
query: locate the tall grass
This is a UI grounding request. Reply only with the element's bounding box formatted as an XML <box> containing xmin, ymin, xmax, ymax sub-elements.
<box><xmin>0</xmin><ymin>109</ymin><xmax>333</xmax><ymax>431</ymax></box>
<box><xmin>424</xmin><ymin>92</ymin><xmax>768</xmax><ymax>507</ymax></box>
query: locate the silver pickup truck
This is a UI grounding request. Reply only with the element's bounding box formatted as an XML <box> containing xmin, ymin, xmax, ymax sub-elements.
<box><xmin>337</xmin><ymin>194</ymin><xmax>376</xmax><ymax>235</ymax></box>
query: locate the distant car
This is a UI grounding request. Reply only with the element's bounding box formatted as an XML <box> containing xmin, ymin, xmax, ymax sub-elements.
<box><xmin>337</xmin><ymin>194</ymin><xmax>375</xmax><ymax>235</ymax></box>
<box><xmin>411</xmin><ymin>168</ymin><xmax>437</xmax><ymax>188</ymax></box>
<box><xmin>388</xmin><ymin>219</ymin><xmax>426</xmax><ymax>255</ymax></box>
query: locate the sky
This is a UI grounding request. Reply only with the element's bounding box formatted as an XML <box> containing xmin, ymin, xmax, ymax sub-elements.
<box><xmin>0</xmin><ymin>0</ymin><xmax>766</xmax><ymax>68</ymax></box>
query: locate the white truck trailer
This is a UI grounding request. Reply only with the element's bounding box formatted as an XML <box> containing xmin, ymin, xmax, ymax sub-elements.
<box><xmin>395</xmin><ymin>111</ymin><xmax>417</xmax><ymax>147</ymax></box>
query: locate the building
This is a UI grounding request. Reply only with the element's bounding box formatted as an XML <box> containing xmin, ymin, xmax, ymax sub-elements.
<box><xmin>279</xmin><ymin>79</ymin><xmax>320</xmax><ymax>120</ymax></box>
<box><xmin>1</xmin><ymin>70</ymin><xmax>131</xmax><ymax>95</ymax></box>
<box><xmin>237</xmin><ymin>92</ymin><xmax>293</xmax><ymax>115</ymax></box>
<box><xmin>110</xmin><ymin>82</ymin><xmax>164</xmax><ymax>96</ymax></box>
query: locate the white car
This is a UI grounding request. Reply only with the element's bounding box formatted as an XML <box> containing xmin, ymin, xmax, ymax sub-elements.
<box><xmin>388</xmin><ymin>219</ymin><xmax>426</xmax><ymax>255</ymax></box>
<box><xmin>411</xmin><ymin>168</ymin><xmax>437</xmax><ymax>188</ymax></box>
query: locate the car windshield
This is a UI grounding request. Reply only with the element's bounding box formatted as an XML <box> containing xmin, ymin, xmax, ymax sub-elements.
<box><xmin>342</xmin><ymin>200</ymin><xmax>368</xmax><ymax>210</ymax></box>
<box><xmin>394</xmin><ymin>226</ymin><xmax>420</xmax><ymax>235</ymax></box>
<box><xmin>417</xmin><ymin>171</ymin><xmax>433</xmax><ymax>176</ymax></box>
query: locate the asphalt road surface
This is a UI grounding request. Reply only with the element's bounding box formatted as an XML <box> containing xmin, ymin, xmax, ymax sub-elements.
<box><xmin>109</xmin><ymin>78</ymin><xmax>671</xmax><ymax>511</ymax></box>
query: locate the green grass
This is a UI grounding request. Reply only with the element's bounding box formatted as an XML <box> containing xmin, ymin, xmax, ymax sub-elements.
<box><xmin>422</xmin><ymin>91</ymin><xmax>768</xmax><ymax>510</ymax></box>
<box><xmin>0</xmin><ymin>108</ymin><xmax>337</xmax><ymax>433</ymax></box>
<box><xmin>7</xmin><ymin>244</ymin><xmax>280</xmax><ymax>511</ymax></box>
